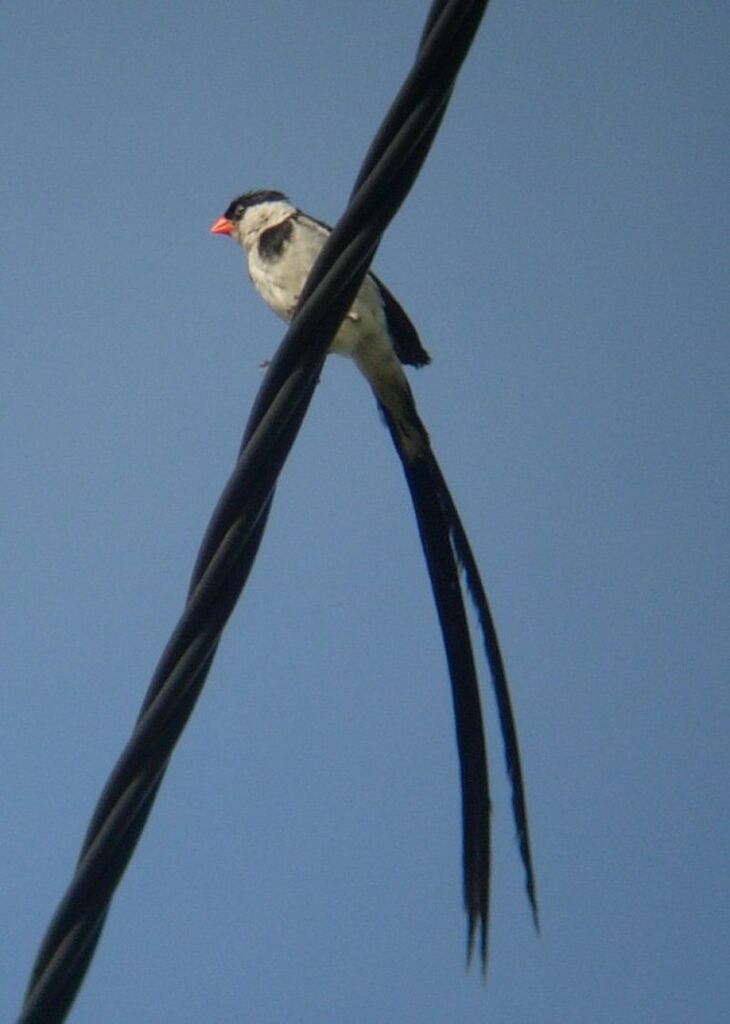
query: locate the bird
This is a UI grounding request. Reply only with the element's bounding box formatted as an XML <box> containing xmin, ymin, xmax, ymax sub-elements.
<box><xmin>210</xmin><ymin>189</ymin><xmax>538</xmax><ymax>968</ymax></box>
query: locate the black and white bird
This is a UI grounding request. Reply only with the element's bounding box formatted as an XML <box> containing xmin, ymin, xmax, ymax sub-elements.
<box><xmin>211</xmin><ymin>189</ymin><xmax>538</xmax><ymax>967</ymax></box>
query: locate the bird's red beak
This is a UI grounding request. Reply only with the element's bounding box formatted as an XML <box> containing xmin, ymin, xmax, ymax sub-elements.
<box><xmin>210</xmin><ymin>217</ymin><xmax>234</xmax><ymax>236</ymax></box>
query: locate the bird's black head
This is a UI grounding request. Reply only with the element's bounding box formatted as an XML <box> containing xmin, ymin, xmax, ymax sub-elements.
<box><xmin>223</xmin><ymin>189</ymin><xmax>289</xmax><ymax>222</ymax></box>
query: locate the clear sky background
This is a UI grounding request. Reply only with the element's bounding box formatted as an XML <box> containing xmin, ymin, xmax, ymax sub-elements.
<box><xmin>2</xmin><ymin>3</ymin><xmax>728</xmax><ymax>1022</ymax></box>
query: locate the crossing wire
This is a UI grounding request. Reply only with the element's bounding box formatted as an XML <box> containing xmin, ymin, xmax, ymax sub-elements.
<box><xmin>18</xmin><ymin>2</ymin><xmax>491</xmax><ymax>1021</ymax></box>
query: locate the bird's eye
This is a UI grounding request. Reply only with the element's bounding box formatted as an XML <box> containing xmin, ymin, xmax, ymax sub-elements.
<box><xmin>235</xmin><ymin>204</ymin><xmax>245</xmax><ymax>219</ymax></box>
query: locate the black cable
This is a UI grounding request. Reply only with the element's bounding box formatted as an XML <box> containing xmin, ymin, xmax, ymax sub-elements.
<box><xmin>18</xmin><ymin>2</ymin><xmax>491</xmax><ymax>1021</ymax></box>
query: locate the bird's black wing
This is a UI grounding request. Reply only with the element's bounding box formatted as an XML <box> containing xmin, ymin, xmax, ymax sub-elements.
<box><xmin>371</xmin><ymin>274</ymin><xmax>432</xmax><ymax>368</ymax></box>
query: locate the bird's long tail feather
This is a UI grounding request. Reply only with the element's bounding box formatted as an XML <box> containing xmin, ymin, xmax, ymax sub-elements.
<box><xmin>377</xmin><ymin>392</ymin><xmax>538</xmax><ymax>968</ymax></box>
<box><xmin>428</xmin><ymin>455</ymin><xmax>539</xmax><ymax>932</ymax></box>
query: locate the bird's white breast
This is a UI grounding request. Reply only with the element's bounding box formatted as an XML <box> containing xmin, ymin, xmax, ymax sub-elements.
<box><xmin>246</xmin><ymin>214</ymin><xmax>394</xmax><ymax>365</ymax></box>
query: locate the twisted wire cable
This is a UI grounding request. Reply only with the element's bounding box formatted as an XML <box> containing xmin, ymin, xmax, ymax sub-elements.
<box><xmin>18</xmin><ymin>2</ymin><xmax>492</xmax><ymax>1021</ymax></box>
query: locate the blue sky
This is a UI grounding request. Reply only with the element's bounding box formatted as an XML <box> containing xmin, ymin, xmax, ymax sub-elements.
<box><xmin>2</xmin><ymin>3</ymin><xmax>728</xmax><ymax>1022</ymax></box>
